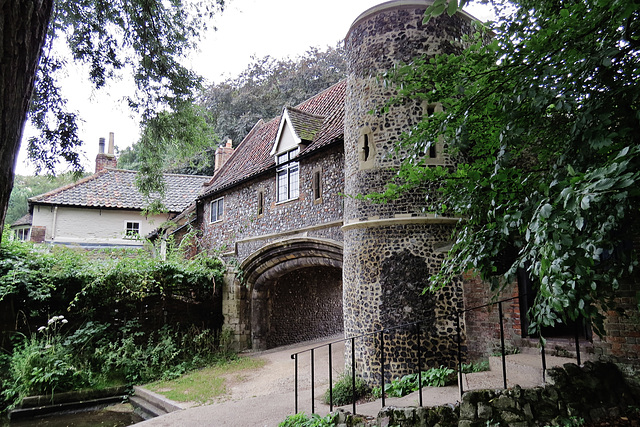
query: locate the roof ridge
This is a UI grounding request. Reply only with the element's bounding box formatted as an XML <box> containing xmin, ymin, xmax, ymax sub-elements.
<box><xmin>285</xmin><ymin>106</ymin><xmax>325</xmax><ymax>119</ymax></box>
<box><xmin>162</xmin><ymin>172</ymin><xmax>213</xmax><ymax>179</ymax></box>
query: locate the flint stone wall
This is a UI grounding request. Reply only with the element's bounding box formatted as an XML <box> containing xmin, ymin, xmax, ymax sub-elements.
<box><xmin>371</xmin><ymin>362</ymin><xmax>640</xmax><ymax>427</ymax></box>
<box><xmin>342</xmin><ymin>1</ymin><xmax>476</xmax><ymax>383</ymax></box>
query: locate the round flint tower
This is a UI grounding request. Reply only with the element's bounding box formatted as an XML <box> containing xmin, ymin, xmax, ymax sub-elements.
<box><xmin>342</xmin><ymin>0</ymin><xmax>476</xmax><ymax>382</ymax></box>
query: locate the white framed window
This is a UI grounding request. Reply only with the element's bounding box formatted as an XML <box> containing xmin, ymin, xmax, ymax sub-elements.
<box><xmin>14</xmin><ymin>228</ymin><xmax>30</xmax><ymax>241</ymax></box>
<box><xmin>210</xmin><ymin>197</ymin><xmax>224</xmax><ymax>223</ymax></box>
<box><xmin>124</xmin><ymin>221</ymin><xmax>140</xmax><ymax>238</ymax></box>
<box><xmin>276</xmin><ymin>148</ymin><xmax>299</xmax><ymax>202</ymax></box>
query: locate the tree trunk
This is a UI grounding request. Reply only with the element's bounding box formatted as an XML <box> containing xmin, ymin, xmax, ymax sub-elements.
<box><xmin>0</xmin><ymin>0</ymin><xmax>53</xmax><ymax>242</ymax></box>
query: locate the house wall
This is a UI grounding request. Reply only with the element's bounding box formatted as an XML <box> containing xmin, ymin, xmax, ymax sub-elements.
<box><xmin>463</xmin><ymin>272</ymin><xmax>640</xmax><ymax>368</ymax></box>
<box><xmin>201</xmin><ymin>144</ymin><xmax>345</xmax><ymax>349</ymax></box>
<box><xmin>267</xmin><ymin>266</ymin><xmax>343</xmax><ymax>348</ymax></box>
<box><xmin>31</xmin><ymin>205</ymin><xmax>172</xmax><ymax>246</ymax></box>
<box><xmin>592</xmin><ymin>280</ymin><xmax>640</xmax><ymax>365</ymax></box>
<box><xmin>200</xmin><ymin>144</ymin><xmax>345</xmax><ymax>259</ymax></box>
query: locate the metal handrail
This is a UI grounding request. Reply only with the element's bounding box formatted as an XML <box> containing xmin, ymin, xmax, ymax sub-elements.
<box><xmin>290</xmin><ymin>294</ymin><xmax>583</xmax><ymax>415</ymax></box>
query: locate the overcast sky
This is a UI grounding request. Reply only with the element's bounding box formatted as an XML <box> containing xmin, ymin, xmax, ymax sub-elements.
<box><xmin>15</xmin><ymin>0</ymin><xmax>492</xmax><ymax>176</ymax></box>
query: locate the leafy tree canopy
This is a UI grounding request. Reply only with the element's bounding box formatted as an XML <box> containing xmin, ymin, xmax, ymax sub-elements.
<box><xmin>0</xmin><ymin>0</ymin><xmax>224</xmax><ymax>239</ymax></box>
<box><xmin>118</xmin><ymin>45</ymin><xmax>347</xmax><ymax>177</ymax></box>
<box><xmin>200</xmin><ymin>44</ymin><xmax>346</xmax><ymax>146</ymax></box>
<box><xmin>27</xmin><ymin>0</ymin><xmax>224</xmax><ymax>175</ymax></box>
<box><xmin>379</xmin><ymin>0</ymin><xmax>640</xmax><ymax>335</ymax></box>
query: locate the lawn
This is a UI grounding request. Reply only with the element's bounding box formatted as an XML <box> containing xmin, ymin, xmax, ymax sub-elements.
<box><xmin>145</xmin><ymin>356</ymin><xmax>266</xmax><ymax>405</ymax></box>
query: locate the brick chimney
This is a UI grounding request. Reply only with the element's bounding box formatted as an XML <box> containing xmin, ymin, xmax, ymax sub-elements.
<box><xmin>95</xmin><ymin>132</ymin><xmax>118</xmax><ymax>173</ymax></box>
<box><xmin>214</xmin><ymin>139</ymin><xmax>234</xmax><ymax>174</ymax></box>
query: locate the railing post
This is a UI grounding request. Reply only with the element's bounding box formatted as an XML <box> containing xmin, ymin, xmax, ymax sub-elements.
<box><xmin>380</xmin><ymin>331</ymin><xmax>385</xmax><ymax>408</ymax></box>
<box><xmin>574</xmin><ymin>322</ymin><xmax>581</xmax><ymax>366</ymax></box>
<box><xmin>499</xmin><ymin>301</ymin><xmax>507</xmax><ymax>389</ymax></box>
<box><xmin>329</xmin><ymin>343</ymin><xmax>333</xmax><ymax>412</ymax></box>
<box><xmin>293</xmin><ymin>353</ymin><xmax>298</xmax><ymax>414</ymax></box>
<box><xmin>541</xmin><ymin>340</ymin><xmax>547</xmax><ymax>385</ymax></box>
<box><xmin>456</xmin><ymin>311</ymin><xmax>463</xmax><ymax>399</ymax></box>
<box><xmin>351</xmin><ymin>337</ymin><xmax>356</xmax><ymax>416</ymax></box>
<box><xmin>311</xmin><ymin>348</ymin><xmax>315</xmax><ymax>414</ymax></box>
<box><xmin>417</xmin><ymin>323</ymin><xmax>423</xmax><ymax>407</ymax></box>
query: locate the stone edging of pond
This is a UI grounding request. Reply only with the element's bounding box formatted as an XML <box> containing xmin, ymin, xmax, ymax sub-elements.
<box><xmin>9</xmin><ymin>386</ymin><xmax>129</xmax><ymax>421</ymax></box>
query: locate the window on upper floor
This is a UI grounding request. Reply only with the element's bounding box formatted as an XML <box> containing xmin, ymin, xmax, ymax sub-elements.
<box><xmin>276</xmin><ymin>148</ymin><xmax>299</xmax><ymax>202</ymax></box>
<box><xmin>358</xmin><ymin>127</ymin><xmax>375</xmax><ymax>170</ymax></box>
<box><xmin>124</xmin><ymin>221</ymin><xmax>140</xmax><ymax>238</ymax></box>
<box><xmin>312</xmin><ymin>168</ymin><xmax>322</xmax><ymax>204</ymax></box>
<box><xmin>257</xmin><ymin>190</ymin><xmax>265</xmax><ymax>217</ymax></box>
<box><xmin>210</xmin><ymin>197</ymin><xmax>224</xmax><ymax>223</ymax></box>
<box><xmin>424</xmin><ymin>102</ymin><xmax>444</xmax><ymax>164</ymax></box>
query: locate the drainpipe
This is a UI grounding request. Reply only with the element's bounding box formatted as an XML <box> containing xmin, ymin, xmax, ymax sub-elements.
<box><xmin>51</xmin><ymin>206</ymin><xmax>58</xmax><ymax>241</ymax></box>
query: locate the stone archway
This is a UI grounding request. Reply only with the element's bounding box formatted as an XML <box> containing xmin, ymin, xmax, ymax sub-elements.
<box><xmin>240</xmin><ymin>237</ymin><xmax>343</xmax><ymax>350</ymax></box>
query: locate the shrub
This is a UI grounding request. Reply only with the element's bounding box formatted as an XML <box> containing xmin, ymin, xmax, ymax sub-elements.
<box><xmin>461</xmin><ymin>360</ymin><xmax>490</xmax><ymax>373</ymax></box>
<box><xmin>323</xmin><ymin>373</ymin><xmax>370</xmax><ymax>406</ymax></box>
<box><xmin>279</xmin><ymin>412</ymin><xmax>338</xmax><ymax>427</ymax></box>
<box><xmin>0</xmin><ymin>234</ymin><xmax>230</xmax><ymax>411</ymax></box>
<box><xmin>3</xmin><ymin>316</ymin><xmax>92</xmax><ymax>405</ymax></box>
<box><xmin>372</xmin><ymin>366</ymin><xmax>456</xmax><ymax>398</ymax></box>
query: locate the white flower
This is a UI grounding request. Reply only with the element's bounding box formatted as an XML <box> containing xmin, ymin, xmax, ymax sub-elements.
<box><xmin>37</xmin><ymin>326</ymin><xmax>46</xmax><ymax>332</ymax></box>
<box><xmin>61</xmin><ymin>319</ymin><xmax>68</xmax><ymax>324</ymax></box>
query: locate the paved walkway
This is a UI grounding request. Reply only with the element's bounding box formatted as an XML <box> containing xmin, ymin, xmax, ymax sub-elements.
<box><xmin>135</xmin><ymin>336</ymin><xmax>576</xmax><ymax>427</ymax></box>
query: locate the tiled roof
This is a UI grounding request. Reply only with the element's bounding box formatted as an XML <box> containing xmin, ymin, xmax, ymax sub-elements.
<box><xmin>11</xmin><ymin>213</ymin><xmax>32</xmax><ymax>227</ymax></box>
<box><xmin>29</xmin><ymin>169</ymin><xmax>211</xmax><ymax>213</ymax></box>
<box><xmin>286</xmin><ymin>107</ymin><xmax>325</xmax><ymax>142</ymax></box>
<box><xmin>201</xmin><ymin>80</ymin><xmax>346</xmax><ymax>199</ymax></box>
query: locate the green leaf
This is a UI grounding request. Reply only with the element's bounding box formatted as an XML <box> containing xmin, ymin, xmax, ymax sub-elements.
<box><xmin>580</xmin><ymin>196</ymin><xmax>591</xmax><ymax>210</ymax></box>
<box><xmin>447</xmin><ymin>0</ymin><xmax>458</xmax><ymax>16</ymax></box>
<box><xmin>540</xmin><ymin>203</ymin><xmax>553</xmax><ymax>219</ymax></box>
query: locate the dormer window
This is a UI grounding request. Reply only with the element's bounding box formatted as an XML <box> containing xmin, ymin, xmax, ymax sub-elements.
<box><xmin>276</xmin><ymin>148</ymin><xmax>299</xmax><ymax>202</ymax></box>
<box><xmin>270</xmin><ymin>107</ymin><xmax>323</xmax><ymax>203</ymax></box>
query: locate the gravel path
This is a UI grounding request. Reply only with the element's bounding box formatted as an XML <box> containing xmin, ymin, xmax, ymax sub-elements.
<box><xmin>134</xmin><ymin>336</ymin><xmax>561</xmax><ymax>426</ymax></box>
<box><xmin>135</xmin><ymin>335</ymin><xmax>353</xmax><ymax>427</ymax></box>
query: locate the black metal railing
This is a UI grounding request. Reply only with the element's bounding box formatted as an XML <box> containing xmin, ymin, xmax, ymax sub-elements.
<box><xmin>290</xmin><ymin>294</ymin><xmax>585</xmax><ymax>416</ymax></box>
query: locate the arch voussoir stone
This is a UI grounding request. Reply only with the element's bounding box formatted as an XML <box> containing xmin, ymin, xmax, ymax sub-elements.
<box><xmin>241</xmin><ymin>237</ymin><xmax>343</xmax><ymax>291</ymax></box>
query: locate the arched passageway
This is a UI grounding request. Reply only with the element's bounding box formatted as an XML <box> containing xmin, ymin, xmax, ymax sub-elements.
<box><xmin>241</xmin><ymin>238</ymin><xmax>343</xmax><ymax>350</ymax></box>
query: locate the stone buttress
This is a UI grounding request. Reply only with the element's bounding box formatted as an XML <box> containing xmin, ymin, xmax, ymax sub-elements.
<box><xmin>342</xmin><ymin>0</ymin><xmax>475</xmax><ymax>383</ymax></box>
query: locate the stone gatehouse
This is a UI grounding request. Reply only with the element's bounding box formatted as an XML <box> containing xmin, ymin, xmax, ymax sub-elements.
<box><xmin>184</xmin><ymin>0</ymin><xmax>640</xmax><ymax>383</ymax></box>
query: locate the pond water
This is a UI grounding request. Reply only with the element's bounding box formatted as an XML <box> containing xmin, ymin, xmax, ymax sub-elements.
<box><xmin>4</xmin><ymin>403</ymin><xmax>144</xmax><ymax>427</ymax></box>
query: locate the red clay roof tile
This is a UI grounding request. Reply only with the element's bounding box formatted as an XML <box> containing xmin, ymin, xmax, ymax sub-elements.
<box><xmin>29</xmin><ymin>169</ymin><xmax>211</xmax><ymax>213</ymax></box>
<box><xmin>200</xmin><ymin>80</ymin><xmax>346</xmax><ymax>199</ymax></box>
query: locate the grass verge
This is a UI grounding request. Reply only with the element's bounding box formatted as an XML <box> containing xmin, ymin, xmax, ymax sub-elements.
<box><xmin>145</xmin><ymin>356</ymin><xmax>266</xmax><ymax>405</ymax></box>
